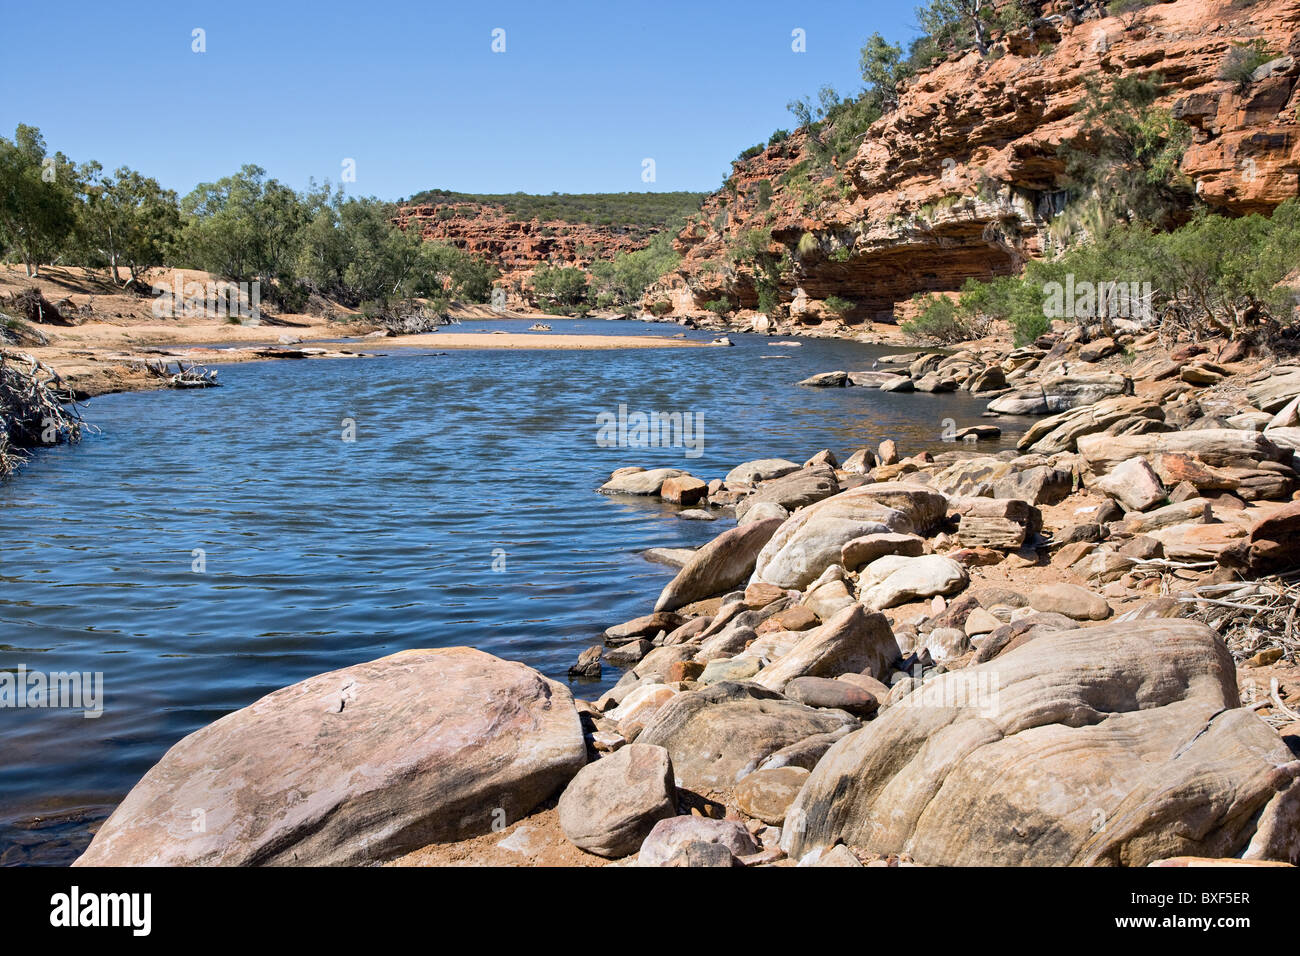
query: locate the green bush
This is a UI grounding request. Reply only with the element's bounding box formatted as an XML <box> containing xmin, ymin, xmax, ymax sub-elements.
<box><xmin>530</xmin><ymin>265</ymin><xmax>590</xmax><ymax>313</ymax></box>
<box><xmin>1057</xmin><ymin>74</ymin><xmax>1195</xmax><ymax>236</ymax></box>
<box><xmin>900</xmin><ymin>294</ymin><xmax>978</xmax><ymax>343</ymax></box>
<box><xmin>704</xmin><ymin>297</ymin><xmax>732</xmax><ymax>315</ymax></box>
<box><xmin>823</xmin><ymin>295</ymin><xmax>854</xmax><ymax>317</ymax></box>
<box><xmin>1217</xmin><ymin>40</ymin><xmax>1275</xmax><ymax>92</ymax></box>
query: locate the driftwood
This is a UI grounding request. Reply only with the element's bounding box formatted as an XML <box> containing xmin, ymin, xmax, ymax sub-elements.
<box><xmin>1176</xmin><ymin>575</ymin><xmax>1300</xmax><ymax>666</ymax></box>
<box><xmin>146</xmin><ymin>359</ymin><xmax>220</xmax><ymax>389</ymax></box>
<box><xmin>0</xmin><ymin>350</ymin><xmax>90</xmax><ymax>476</ymax></box>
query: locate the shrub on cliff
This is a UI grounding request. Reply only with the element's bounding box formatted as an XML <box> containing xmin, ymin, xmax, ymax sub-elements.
<box><xmin>955</xmin><ymin>199</ymin><xmax>1300</xmax><ymax>345</ymax></box>
<box><xmin>1217</xmin><ymin>40</ymin><xmax>1276</xmax><ymax>92</ymax></box>
<box><xmin>956</xmin><ymin>276</ymin><xmax>1047</xmax><ymax>346</ymax></box>
<box><xmin>1057</xmin><ymin>75</ymin><xmax>1195</xmax><ymax>237</ymax></box>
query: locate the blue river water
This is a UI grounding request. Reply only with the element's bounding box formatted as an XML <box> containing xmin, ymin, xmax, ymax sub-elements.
<box><xmin>0</xmin><ymin>318</ymin><xmax>1028</xmax><ymax>864</ymax></box>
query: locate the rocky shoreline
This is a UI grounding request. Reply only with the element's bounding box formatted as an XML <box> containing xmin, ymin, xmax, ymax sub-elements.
<box><xmin>68</xmin><ymin>322</ymin><xmax>1300</xmax><ymax>867</ymax></box>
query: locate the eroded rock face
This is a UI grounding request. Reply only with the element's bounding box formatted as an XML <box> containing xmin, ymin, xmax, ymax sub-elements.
<box><xmin>646</xmin><ymin>0</ymin><xmax>1300</xmax><ymax>324</ymax></box>
<box><xmin>783</xmin><ymin>621</ymin><xmax>1299</xmax><ymax>866</ymax></box>
<box><xmin>75</xmin><ymin>648</ymin><xmax>587</xmax><ymax>866</ymax></box>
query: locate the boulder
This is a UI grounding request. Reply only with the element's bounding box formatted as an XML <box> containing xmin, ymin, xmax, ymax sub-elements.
<box><xmin>842</xmin><ymin>448</ymin><xmax>877</xmax><ymax>473</ymax></box>
<box><xmin>783</xmin><ymin>621</ymin><xmax>1300</xmax><ymax>866</ymax></box>
<box><xmin>569</xmin><ymin>645</ymin><xmax>602</xmax><ymax>678</ymax></box>
<box><xmin>1219</xmin><ymin>501</ymin><xmax>1300</xmax><ymax>573</ymax></box>
<box><xmin>734</xmin><ymin>466</ymin><xmax>840</xmax><ymax>524</ymax></box>
<box><xmin>1148</xmin><ymin>521</ymin><xmax>1248</xmax><ymax>561</ymax></box>
<box><xmin>841</xmin><ymin>532</ymin><xmax>925</xmax><ymax>570</ymax></box>
<box><xmin>858</xmin><ymin>555</ymin><xmax>969</xmax><ymax>610</ymax></box>
<box><xmin>756</xmin><ymin>728</ymin><xmax>853</xmax><ymax>772</ymax></box>
<box><xmin>784</xmin><ymin>676</ymin><xmax>878</xmax><ymax>717</ymax></box>
<box><xmin>557</xmin><ymin>743</ymin><xmax>677</xmax><ymax>858</ymax></box>
<box><xmin>748</xmin><ymin>487</ymin><xmax>922</xmax><ymax>589</ymax></box>
<box><xmin>605</xmin><ymin>611</ymin><xmax>685</xmax><ymax>646</ymax></box>
<box><xmin>797</xmin><ymin>371</ymin><xmax>849</xmax><ymax>387</ymax></box>
<box><xmin>1078</xmin><ymin>429</ymin><xmax>1284</xmax><ymax>476</ymax></box>
<box><xmin>1028</xmin><ymin>583</ymin><xmax>1111</xmax><ymax>621</ymax></box>
<box><xmin>848</xmin><ymin>371</ymin><xmax>909</xmax><ymax>388</ymax></box>
<box><xmin>75</xmin><ymin>648</ymin><xmax>587</xmax><ymax>866</ymax></box>
<box><xmin>699</xmin><ymin>657</ymin><xmax>761</xmax><ymax>685</ymax></box>
<box><xmin>637</xmin><ymin>682</ymin><xmax>858</xmax><ymax>801</ymax></box>
<box><xmin>1016</xmin><ymin>396</ymin><xmax>1163</xmax><ymax>456</ymax></box>
<box><xmin>609</xmin><ymin>684</ymin><xmax>679</xmax><ymax>739</ymax></box>
<box><xmin>754</xmin><ymin>604</ymin><xmax>901</xmax><ymax>690</ymax></box>
<box><xmin>638</xmin><ymin>815</ymin><xmax>758</xmax><ymax>866</ymax></box>
<box><xmin>724</xmin><ymin>458</ymin><xmax>801</xmax><ymax>485</ymax></box>
<box><xmin>654</xmin><ymin>518</ymin><xmax>784</xmax><ymax>612</ymax></box>
<box><xmin>600</xmin><ymin>468</ymin><xmax>686</xmax><ymax>496</ymax></box>
<box><xmin>1093</xmin><ymin>456</ymin><xmax>1166</xmax><ymax>512</ymax></box>
<box><xmin>991</xmin><ymin>466</ymin><xmax>1072</xmax><ymax>506</ymax></box>
<box><xmin>735</xmin><ymin>767</ymin><xmax>811</xmax><ymax>825</ymax></box>
<box><xmin>1247</xmin><ymin>368</ymin><xmax>1300</xmax><ymax>412</ymax></box>
<box><xmin>987</xmin><ymin>369</ymin><xmax>1130</xmax><ymax>415</ymax></box>
<box><xmin>800</xmin><ymin>565</ymin><xmax>858</xmax><ymax>621</ymax></box>
<box><xmin>660</xmin><ymin>475</ymin><xmax>708</xmax><ymax>505</ymax></box>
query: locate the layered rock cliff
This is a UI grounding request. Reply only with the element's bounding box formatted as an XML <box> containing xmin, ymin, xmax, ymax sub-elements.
<box><xmin>394</xmin><ymin>200</ymin><xmax>657</xmax><ymax>292</ymax></box>
<box><xmin>651</xmin><ymin>0</ymin><xmax>1300</xmax><ymax>326</ymax></box>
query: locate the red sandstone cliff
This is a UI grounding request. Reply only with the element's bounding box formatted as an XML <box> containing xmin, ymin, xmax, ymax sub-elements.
<box><xmin>394</xmin><ymin>201</ymin><xmax>656</xmax><ymax>296</ymax></box>
<box><xmin>652</xmin><ymin>0</ymin><xmax>1300</xmax><ymax>326</ymax></box>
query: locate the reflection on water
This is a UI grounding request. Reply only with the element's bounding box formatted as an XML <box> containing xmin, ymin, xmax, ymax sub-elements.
<box><xmin>0</xmin><ymin>320</ymin><xmax>1028</xmax><ymax>864</ymax></box>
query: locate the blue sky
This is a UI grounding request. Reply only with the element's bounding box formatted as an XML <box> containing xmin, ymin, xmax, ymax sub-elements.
<box><xmin>1</xmin><ymin>0</ymin><xmax>920</xmax><ymax>199</ymax></box>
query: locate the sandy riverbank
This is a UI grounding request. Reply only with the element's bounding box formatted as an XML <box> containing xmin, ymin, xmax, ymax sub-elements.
<box><xmin>0</xmin><ymin>266</ymin><xmax>705</xmax><ymax>398</ymax></box>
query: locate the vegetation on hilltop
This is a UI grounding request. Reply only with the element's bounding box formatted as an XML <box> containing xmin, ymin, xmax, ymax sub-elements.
<box><xmin>403</xmin><ymin>188</ymin><xmax>706</xmax><ymax>236</ymax></box>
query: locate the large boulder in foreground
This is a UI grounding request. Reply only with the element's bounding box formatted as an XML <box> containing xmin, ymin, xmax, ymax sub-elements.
<box><xmin>637</xmin><ymin>681</ymin><xmax>858</xmax><ymax>802</ymax></box>
<box><xmin>749</xmin><ymin>485</ymin><xmax>946</xmax><ymax>590</ymax></box>
<box><xmin>654</xmin><ymin>517</ymin><xmax>783</xmax><ymax>612</ymax></box>
<box><xmin>784</xmin><ymin>621</ymin><xmax>1300</xmax><ymax>866</ymax></box>
<box><xmin>75</xmin><ymin>648</ymin><xmax>587</xmax><ymax>866</ymax></box>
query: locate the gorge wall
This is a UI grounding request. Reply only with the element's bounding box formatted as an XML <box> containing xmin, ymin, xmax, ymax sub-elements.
<box><xmin>651</xmin><ymin>0</ymin><xmax>1300</xmax><ymax>327</ymax></box>
<box><xmin>394</xmin><ymin>200</ymin><xmax>656</xmax><ymax>294</ymax></box>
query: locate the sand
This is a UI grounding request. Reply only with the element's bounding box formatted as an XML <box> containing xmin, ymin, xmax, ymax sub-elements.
<box><xmin>0</xmin><ymin>265</ymin><xmax>702</xmax><ymax>398</ymax></box>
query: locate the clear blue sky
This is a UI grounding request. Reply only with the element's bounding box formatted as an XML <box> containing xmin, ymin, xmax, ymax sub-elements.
<box><xmin>1</xmin><ymin>0</ymin><xmax>920</xmax><ymax>200</ymax></box>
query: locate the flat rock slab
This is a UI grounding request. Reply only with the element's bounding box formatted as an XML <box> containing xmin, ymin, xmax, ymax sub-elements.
<box><xmin>75</xmin><ymin>647</ymin><xmax>587</xmax><ymax>866</ymax></box>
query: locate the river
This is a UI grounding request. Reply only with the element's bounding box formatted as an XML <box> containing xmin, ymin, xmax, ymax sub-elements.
<box><xmin>0</xmin><ymin>319</ymin><xmax>1028</xmax><ymax>864</ymax></box>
